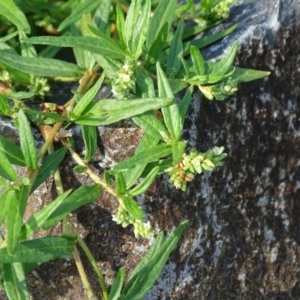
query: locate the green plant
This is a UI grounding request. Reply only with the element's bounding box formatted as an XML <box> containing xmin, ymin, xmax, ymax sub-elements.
<box><xmin>0</xmin><ymin>0</ymin><xmax>269</xmax><ymax>299</ymax></box>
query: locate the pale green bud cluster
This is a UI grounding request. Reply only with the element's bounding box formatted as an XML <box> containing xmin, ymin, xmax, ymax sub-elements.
<box><xmin>112</xmin><ymin>205</ymin><xmax>154</xmax><ymax>238</ymax></box>
<box><xmin>112</xmin><ymin>57</ymin><xmax>137</xmax><ymax>99</ymax></box>
<box><xmin>199</xmin><ymin>77</ymin><xmax>238</xmax><ymax>101</ymax></box>
<box><xmin>29</xmin><ymin>77</ymin><xmax>50</xmax><ymax>97</ymax></box>
<box><xmin>166</xmin><ymin>146</ymin><xmax>227</xmax><ymax>191</ymax></box>
<box><xmin>201</xmin><ymin>0</ymin><xmax>236</xmax><ymax>23</ymax></box>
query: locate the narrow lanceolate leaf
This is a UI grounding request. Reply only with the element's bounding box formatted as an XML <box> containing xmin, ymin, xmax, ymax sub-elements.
<box><xmin>108</xmin><ymin>267</ymin><xmax>125</xmax><ymax>300</ymax></box>
<box><xmin>73</xmin><ymin>73</ymin><xmax>105</xmax><ymax>116</ymax></box>
<box><xmin>6</xmin><ymin>185</ymin><xmax>29</xmax><ymax>255</ymax></box>
<box><xmin>18</xmin><ymin>109</ymin><xmax>38</xmax><ymax>169</ymax></box>
<box><xmin>0</xmin><ymin>135</ymin><xmax>26</xmax><ymax>166</ymax></box>
<box><xmin>211</xmin><ymin>40</ymin><xmax>239</xmax><ymax>76</ymax></box>
<box><xmin>229</xmin><ymin>66</ymin><xmax>271</xmax><ymax>82</ymax></box>
<box><xmin>58</xmin><ymin>0</ymin><xmax>101</xmax><ymax>32</ymax></box>
<box><xmin>124</xmin><ymin>0</ymin><xmax>142</xmax><ymax>50</ymax></box>
<box><xmin>190</xmin><ymin>45</ymin><xmax>205</xmax><ymax>76</ymax></box>
<box><xmin>31</xmin><ymin>147</ymin><xmax>67</xmax><ymax>193</ymax></box>
<box><xmin>0</xmin><ymin>150</ymin><xmax>18</xmax><ymax>181</ymax></box>
<box><xmin>135</xmin><ymin>67</ymin><xmax>155</xmax><ymax>98</ymax></box>
<box><xmin>146</xmin><ymin>0</ymin><xmax>177</xmax><ymax>49</ymax></box>
<box><xmin>41</xmin><ymin>184</ymin><xmax>102</xmax><ymax>230</ymax></box>
<box><xmin>25</xmin><ymin>36</ymin><xmax>126</xmax><ymax>60</ymax></box>
<box><xmin>81</xmin><ymin>125</ymin><xmax>97</xmax><ymax>162</ymax></box>
<box><xmin>0</xmin><ymin>52</ymin><xmax>83</xmax><ymax>78</ymax></box>
<box><xmin>21</xmin><ymin>190</ymin><xmax>72</xmax><ymax>240</ymax></box>
<box><xmin>93</xmin><ymin>0</ymin><xmax>111</xmax><ymax>31</ymax></box>
<box><xmin>157</xmin><ymin>63</ymin><xmax>182</xmax><ymax>141</ymax></box>
<box><xmin>172</xmin><ymin>141</ymin><xmax>186</xmax><ymax>164</ymax></box>
<box><xmin>121</xmin><ymin>197</ymin><xmax>144</xmax><ymax>219</ymax></box>
<box><xmin>167</xmin><ymin>19</ymin><xmax>184</xmax><ymax>78</ymax></box>
<box><xmin>75</xmin><ymin>97</ymin><xmax>174</xmax><ymax>126</ymax></box>
<box><xmin>116</xmin><ymin>5</ymin><xmax>126</xmax><ymax>47</ymax></box>
<box><xmin>0</xmin><ymin>0</ymin><xmax>30</xmax><ymax>33</ymax></box>
<box><xmin>115</xmin><ymin>172</ymin><xmax>127</xmax><ymax>196</ymax></box>
<box><xmin>0</xmin><ymin>236</ymin><xmax>75</xmax><ymax>263</ymax></box>
<box><xmin>178</xmin><ymin>86</ymin><xmax>193</xmax><ymax>127</ymax></box>
<box><xmin>120</xmin><ymin>221</ymin><xmax>189</xmax><ymax>300</ymax></box>
<box><xmin>3</xmin><ymin>263</ymin><xmax>30</xmax><ymax>300</ymax></box>
<box><xmin>0</xmin><ymin>189</ymin><xmax>14</xmax><ymax>226</ymax></box>
<box><xmin>114</xmin><ymin>144</ymin><xmax>172</xmax><ymax>171</ymax></box>
<box><xmin>129</xmin><ymin>166</ymin><xmax>159</xmax><ymax>197</ymax></box>
<box><xmin>19</xmin><ymin>31</ymin><xmax>36</xmax><ymax>58</ymax></box>
<box><xmin>131</xmin><ymin>0</ymin><xmax>151</xmax><ymax>59</ymax></box>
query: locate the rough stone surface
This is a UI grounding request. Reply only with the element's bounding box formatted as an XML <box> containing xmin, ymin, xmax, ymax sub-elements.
<box><xmin>1</xmin><ymin>0</ymin><xmax>300</xmax><ymax>299</ymax></box>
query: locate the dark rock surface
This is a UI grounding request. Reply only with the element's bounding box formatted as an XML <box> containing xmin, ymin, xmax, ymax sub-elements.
<box><xmin>1</xmin><ymin>0</ymin><xmax>300</xmax><ymax>299</ymax></box>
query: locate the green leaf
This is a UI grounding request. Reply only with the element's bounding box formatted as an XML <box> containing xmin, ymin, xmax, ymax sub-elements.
<box><xmin>147</xmin><ymin>0</ymin><xmax>177</xmax><ymax>49</ymax></box>
<box><xmin>31</xmin><ymin>147</ymin><xmax>67</xmax><ymax>193</ymax></box>
<box><xmin>157</xmin><ymin>63</ymin><xmax>182</xmax><ymax>141</ymax></box>
<box><xmin>124</xmin><ymin>0</ymin><xmax>142</xmax><ymax>50</ymax></box>
<box><xmin>25</xmin><ymin>36</ymin><xmax>126</xmax><ymax>60</ymax></box>
<box><xmin>74</xmin><ymin>165</ymin><xmax>88</xmax><ymax>173</ymax></box>
<box><xmin>18</xmin><ymin>109</ymin><xmax>38</xmax><ymax>169</ymax></box>
<box><xmin>8</xmin><ymin>91</ymin><xmax>35</xmax><ymax>99</ymax></box>
<box><xmin>229</xmin><ymin>66</ymin><xmax>271</xmax><ymax>82</ymax></box>
<box><xmin>3</xmin><ymin>263</ymin><xmax>30</xmax><ymax>300</ymax></box>
<box><xmin>190</xmin><ymin>45</ymin><xmax>205</xmax><ymax>76</ymax></box>
<box><xmin>167</xmin><ymin>19</ymin><xmax>184</xmax><ymax>78</ymax></box>
<box><xmin>81</xmin><ymin>125</ymin><xmax>97</xmax><ymax>162</ymax></box>
<box><xmin>0</xmin><ymin>150</ymin><xmax>18</xmax><ymax>181</ymax></box>
<box><xmin>75</xmin><ymin>97</ymin><xmax>174</xmax><ymax>126</ymax></box>
<box><xmin>120</xmin><ymin>221</ymin><xmax>189</xmax><ymax>299</ymax></box>
<box><xmin>0</xmin><ymin>135</ymin><xmax>25</xmax><ymax>167</ymax></box>
<box><xmin>0</xmin><ymin>0</ymin><xmax>30</xmax><ymax>33</ymax></box>
<box><xmin>0</xmin><ymin>236</ymin><xmax>75</xmax><ymax>263</ymax></box>
<box><xmin>7</xmin><ymin>185</ymin><xmax>29</xmax><ymax>255</ymax></box>
<box><xmin>25</xmin><ymin>109</ymin><xmax>69</xmax><ymax>123</ymax></box>
<box><xmin>108</xmin><ymin>267</ymin><xmax>125</xmax><ymax>300</ymax></box>
<box><xmin>93</xmin><ymin>0</ymin><xmax>111</xmax><ymax>32</ymax></box>
<box><xmin>135</xmin><ymin>67</ymin><xmax>155</xmax><ymax>98</ymax></box>
<box><xmin>211</xmin><ymin>40</ymin><xmax>239</xmax><ymax>76</ymax></box>
<box><xmin>19</xmin><ymin>30</ymin><xmax>36</xmax><ymax>58</ymax></box>
<box><xmin>73</xmin><ymin>73</ymin><xmax>105</xmax><ymax>116</ymax></box>
<box><xmin>0</xmin><ymin>189</ymin><xmax>14</xmax><ymax>226</ymax></box>
<box><xmin>58</xmin><ymin>0</ymin><xmax>102</xmax><ymax>32</ymax></box>
<box><xmin>41</xmin><ymin>185</ymin><xmax>102</xmax><ymax>230</ymax></box>
<box><xmin>115</xmin><ymin>172</ymin><xmax>126</xmax><ymax>196</ymax></box>
<box><xmin>129</xmin><ymin>166</ymin><xmax>159</xmax><ymax>197</ymax></box>
<box><xmin>131</xmin><ymin>0</ymin><xmax>151</xmax><ymax>59</ymax></box>
<box><xmin>187</xmin><ymin>74</ymin><xmax>223</xmax><ymax>85</ymax></box>
<box><xmin>172</xmin><ymin>141</ymin><xmax>186</xmax><ymax>164</ymax></box>
<box><xmin>0</xmin><ymin>94</ymin><xmax>13</xmax><ymax>116</ymax></box>
<box><xmin>178</xmin><ymin>86</ymin><xmax>193</xmax><ymax>127</ymax></box>
<box><xmin>0</xmin><ymin>52</ymin><xmax>83</xmax><ymax>78</ymax></box>
<box><xmin>114</xmin><ymin>144</ymin><xmax>172</xmax><ymax>171</ymax></box>
<box><xmin>21</xmin><ymin>190</ymin><xmax>72</xmax><ymax>240</ymax></box>
<box><xmin>116</xmin><ymin>5</ymin><xmax>126</xmax><ymax>47</ymax></box>
<box><xmin>121</xmin><ymin>197</ymin><xmax>144</xmax><ymax>219</ymax></box>
<box><xmin>0</xmin><ymin>59</ymin><xmax>31</xmax><ymax>85</ymax></box>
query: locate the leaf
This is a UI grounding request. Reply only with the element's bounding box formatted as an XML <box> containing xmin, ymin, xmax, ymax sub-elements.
<box><xmin>73</xmin><ymin>73</ymin><xmax>105</xmax><ymax>116</ymax></box>
<box><xmin>135</xmin><ymin>67</ymin><xmax>155</xmax><ymax>98</ymax></box>
<box><xmin>0</xmin><ymin>0</ymin><xmax>30</xmax><ymax>33</ymax></box>
<box><xmin>25</xmin><ymin>36</ymin><xmax>126</xmax><ymax>60</ymax></box>
<box><xmin>147</xmin><ymin>0</ymin><xmax>177</xmax><ymax>49</ymax></box>
<box><xmin>75</xmin><ymin>97</ymin><xmax>174</xmax><ymax>126</ymax></box>
<box><xmin>190</xmin><ymin>45</ymin><xmax>205</xmax><ymax>76</ymax></box>
<box><xmin>114</xmin><ymin>144</ymin><xmax>172</xmax><ymax>171</ymax></box>
<box><xmin>0</xmin><ymin>236</ymin><xmax>75</xmax><ymax>263</ymax></box>
<box><xmin>93</xmin><ymin>0</ymin><xmax>111</xmax><ymax>32</ymax></box>
<box><xmin>157</xmin><ymin>63</ymin><xmax>182</xmax><ymax>141</ymax></box>
<box><xmin>20</xmin><ymin>190</ymin><xmax>72</xmax><ymax>240</ymax></box>
<box><xmin>131</xmin><ymin>0</ymin><xmax>151</xmax><ymax>59</ymax></box>
<box><xmin>8</xmin><ymin>91</ymin><xmax>35</xmax><ymax>99</ymax></box>
<box><xmin>0</xmin><ymin>189</ymin><xmax>14</xmax><ymax>226</ymax></box>
<box><xmin>115</xmin><ymin>172</ymin><xmax>126</xmax><ymax>196</ymax></box>
<box><xmin>41</xmin><ymin>184</ymin><xmax>102</xmax><ymax>230</ymax></box>
<box><xmin>172</xmin><ymin>141</ymin><xmax>186</xmax><ymax>164</ymax></box>
<box><xmin>178</xmin><ymin>86</ymin><xmax>193</xmax><ymax>127</ymax></box>
<box><xmin>116</xmin><ymin>5</ymin><xmax>126</xmax><ymax>47</ymax></box>
<box><xmin>0</xmin><ymin>94</ymin><xmax>13</xmax><ymax>116</ymax></box>
<box><xmin>81</xmin><ymin>125</ymin><xmax>97</xmax><ymax>162</ymax></box>
<box><xmin>31</xmin><ymin>147</ymin><xmax>67</xmax><ymax>193</ymax></box>
<box><xmin>121</xmin><ymin>197</ymin><xmax>144</xmax><ymax>219</ymax></box>
<box><xmin>6</xmin><ymin>185</ymin><xmax>29</xmax><ymax>255</ymax></box>
<box><xmin>0</xmin><ymin>52</ymin><xmax>83</xmax><ymax>78</ymax></box>
<box><xmin>124</xmin><ymin>0</ymin><xmax>142</xmax><ymax>50</ymax></box>
<box><xmin>0</xmin><ymin>148</ymin><xmax>18</xmax><ymax>181</ymax></box>
<box><xmin>166</xmin><ymin>19</ymin><xmax>184</xmax><ymax>78</ymax></box>
<box><xmin>18</xmin><ymin>109</ymin><xmax>38</xmax><ymax>169</ymax></box>
<box><xmin>108</xmin><ymin>267</ymin><xmax>125</xmax><ymax>300</ymax></box>
<box><xmin>229</xmin><ymin>66</ymin><xmax>270</xmax><ymax>82</ymax></box>
<box><xmin>58</xmin><ymin>0</ymin><xmax>102</xmax><ymax>32</ymax></box>
<box><xmin>119</xmin><ymin>221</ymin><xmax>189</xmax><ymax>300</ymax></box>
<box><xmin>3</xmin><ymin>263</ymin><xmax>30</xmax><ymax>300</ymax></box>
<box><xmin>129</xmin><ymin>166</ymin><xmax>159</xmax><ymax>197</ymax></box>
<box><xmin>19</xmin><ymin>30</ymin><xmax>36</xmax><ymax>58</ymax></box>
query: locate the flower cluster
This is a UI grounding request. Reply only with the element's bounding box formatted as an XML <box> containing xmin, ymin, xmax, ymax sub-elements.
<box><xmin>167</xmin><ymin>146</ymin><xmax>227</xmax><ymax>191</ymax></box>
<box><xmin>199</xmin><ymin>77</ymin><xmax>238</xmax><ymax>101</ymax></box>
<box><xmin>111</xmin><ymin>57</ymin><xmax>137</xmax><ymax>99</ymax></box>
<box><xmin>112</xmin><ymin>205</ymin><xmax>154</xmax><ymax>238</ymax></box>
<box><xmin>29</xmin><ymin>77</ymin><xmax>50</xmax><ymax>97</ymax></box>
<box><xmin>200</xmin><ymin>0</ymin><xmax>236</xmax><ymax>23</ymax></box>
